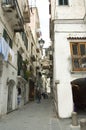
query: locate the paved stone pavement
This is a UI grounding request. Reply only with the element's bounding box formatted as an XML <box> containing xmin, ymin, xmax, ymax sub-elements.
<box><xmin>0</xmin><ymin>98</ymin><xmax>86</xmax><ymax>130</ymax></box>
<box><xmin>0</xmin><ymin>99</ymin><xmax>55</xmax><ymax>130</ymax></box>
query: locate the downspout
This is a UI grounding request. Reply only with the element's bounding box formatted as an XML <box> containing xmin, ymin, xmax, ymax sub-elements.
<box><xmin>83</xmin><ymin>0</ymin><xmax>86</xmax><ymax>21</ymax></box>
<box><xmin>15</xmin><ymin>0</ymin><xmax>24</xmax><ymax>25</ymax></box>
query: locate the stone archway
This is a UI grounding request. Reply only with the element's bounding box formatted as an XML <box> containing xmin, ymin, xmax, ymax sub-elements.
<box><xmin>71</xmin><ymin>78</ymin><xmax>86</xmax><ymax>111</ymax></box>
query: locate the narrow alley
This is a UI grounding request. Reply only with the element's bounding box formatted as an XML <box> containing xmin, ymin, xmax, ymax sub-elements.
<box><xmin>0</xmin><ymin>97</ymin><xmax>86</xmax><ymax>130</ymax></box>
<box><xmin>0</xmin><ymin>98</ymin><xmax>57</xmax><ymax>130</ymax></box>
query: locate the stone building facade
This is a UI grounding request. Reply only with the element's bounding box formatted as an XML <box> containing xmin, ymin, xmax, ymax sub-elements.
<box><xmin>0</xmin><ymin>0</ymin><xmax>41</xmax><ymax>115</ymax></box>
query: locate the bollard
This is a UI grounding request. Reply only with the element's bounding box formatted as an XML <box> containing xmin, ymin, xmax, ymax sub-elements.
<box><xmin>72</xmin><ymin>112</ymin><xmax>78</xmax><ymax>126</ymax></box>
<box><xmin>80</xmin><ymin>119</ymin><xmax>86</xmax><ymax>130</ymax></box>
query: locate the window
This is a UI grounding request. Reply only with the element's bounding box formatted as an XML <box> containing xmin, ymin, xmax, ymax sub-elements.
<box><xmin>70</xmin><ymin>42</ymin><xmax>86</xmax><ymax>71</ymax></box>
<box><xmin>20</xmin><ymin>32</ymin><xmax>28</xmax><ymax>50</ymax></box>
<box><xmin>3</xmin><ymin>29</ymin><xmax>13</xmax><ymax>48</ymax></box>
<box><xmin>59</xmin><ymin>0</ymin><xmax>68</xmax><ymax>5</ymax></box>
<box><xmin>17</xmin><ymin>51</ymin><xmax>22</xmax><ymax>75</ymax></box>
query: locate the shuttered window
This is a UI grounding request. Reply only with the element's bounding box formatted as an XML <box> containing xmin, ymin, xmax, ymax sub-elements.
<box><xmin>70</xmin><ymin>42</ymin><xmax>86</xmax><ymax>71</ymax></box>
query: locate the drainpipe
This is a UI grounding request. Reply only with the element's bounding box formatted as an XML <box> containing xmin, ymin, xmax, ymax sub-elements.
<box><xmin>14</xmin><ymin>0</ymin><xmax>24</xmax><ymax>26</ymax></box>
<box><xmin>83</xmin><ymin>0</ymin><xmax>86</xmax><ymax>21</ymax></box>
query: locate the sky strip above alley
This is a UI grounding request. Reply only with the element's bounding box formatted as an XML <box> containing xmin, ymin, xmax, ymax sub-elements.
<box><xmin>29</xmin><ymin>0</ymin><xmax>50</xmax><ymax>48</ymax></box>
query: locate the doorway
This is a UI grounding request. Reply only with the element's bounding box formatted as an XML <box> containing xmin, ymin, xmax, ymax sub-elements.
<box><xmin>71</xmin><ymin>78</ymin><xmax>86</xmax><ymax>112</ymax></box>
<box><xmin>7</xmin><ymin>79</ymin><xmax>15</xmax><ymax>113</ymax></box>
<box><xmin>7</xmin><ymin>85</ymin><xmax>13</xmax><ymax>113</ymax></box>
<box><xmin>29</xmin><ymin>80</ymin><xmax>34</xmax><ymax>101</ymax></box>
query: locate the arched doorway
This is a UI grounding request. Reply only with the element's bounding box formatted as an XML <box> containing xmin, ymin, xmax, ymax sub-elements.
<box><xmin>7</xmin><ymin>79</ymin><xmax>15</xmax><ymax>113</ymax></box>
<box><xmin>71</xmin><ymin>78</ymin><xmax>86</xmax><ymax>111</ymax></box>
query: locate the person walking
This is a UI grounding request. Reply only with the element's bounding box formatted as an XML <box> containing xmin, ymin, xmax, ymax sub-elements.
<box><xmin>36</xmin><ymin>72</ymin><xmax>43</xmax><ymax>103</ymax></box>
<box><xmin>36</xmin><ymin>88</ymin><xmax>41</xmax><ymax>103</ymax></box>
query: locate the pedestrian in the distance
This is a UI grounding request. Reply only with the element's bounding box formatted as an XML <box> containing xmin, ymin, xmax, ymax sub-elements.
<box><xmin>36</xmin><ymin>88</ymin><xmax>41</xmax><ymax>103</ymax></box>
<box><xmin>36</xmin><ymin>72</ymin><xmax>43</xmax><ymax>103</ymax></box>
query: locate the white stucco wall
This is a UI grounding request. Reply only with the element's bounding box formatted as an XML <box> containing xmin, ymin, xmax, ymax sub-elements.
<box><xmin>55</xmin><ymin>0</ymin><xmax>85</xmax><ymax>19</ymax></box>
<box><xmin>54</xmin><ymin>23</ymin><xmax>86</xmax><ymax>118</ymax></box>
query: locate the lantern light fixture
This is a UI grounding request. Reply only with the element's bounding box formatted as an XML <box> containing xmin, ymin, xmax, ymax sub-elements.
<box><xmin>38</xmin><ymin>38</ymin><xmax>45</xmax><ymax>48</ymax></box>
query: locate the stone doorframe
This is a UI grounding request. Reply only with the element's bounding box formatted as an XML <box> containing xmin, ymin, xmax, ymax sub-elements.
<box><xmin>7</xmin><ymin>79</ymin><xmax>15</xmax><ymax>113</ymax></box>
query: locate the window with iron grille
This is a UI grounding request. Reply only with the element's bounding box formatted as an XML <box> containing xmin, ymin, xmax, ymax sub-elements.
<box><xmin>59</xmin><ymin>0</ymin><xmax>68</xmax><ymax>5</ymax></box>
<box><xmin>70</xmin><ymin>42</ymin><xmax>86</xmax><ymax>71</ymax></box>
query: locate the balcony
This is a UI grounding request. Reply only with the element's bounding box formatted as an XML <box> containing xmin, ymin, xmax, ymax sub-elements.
<box><xmin>1</xmin><ymin>0</ymin><xmax>24</xmax><ymax>32</ymax></box>
<box><xmin>1</xmin><ymin>0</ymin><xmax>14</xmax><ymax>10</ymax></box>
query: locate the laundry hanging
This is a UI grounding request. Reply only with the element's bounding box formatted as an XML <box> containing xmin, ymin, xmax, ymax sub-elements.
<box><xmin>0</xmin><ymin>36</ymin><xmax>10</xmax><ymax>61</ymax></box>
